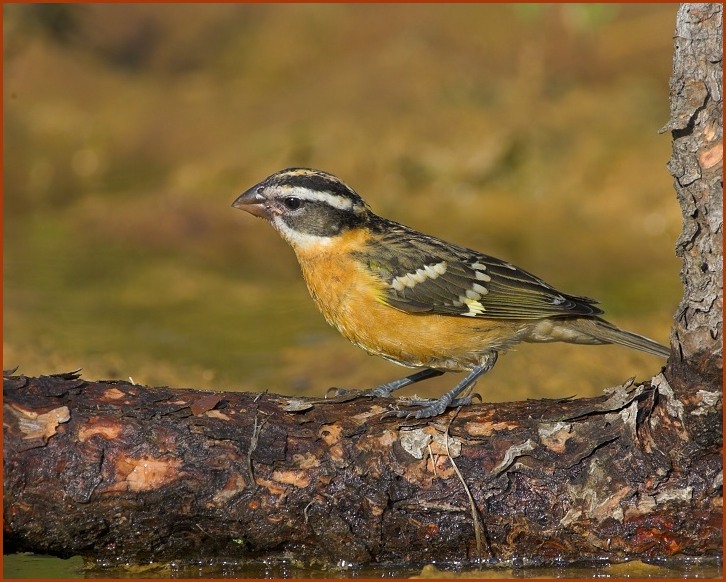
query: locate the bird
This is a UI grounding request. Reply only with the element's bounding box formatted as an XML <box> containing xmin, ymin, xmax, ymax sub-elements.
<box><xmin>232</xmin><ymin>168</ymin><xmax>669</xmax><ymax>418</ymax></box>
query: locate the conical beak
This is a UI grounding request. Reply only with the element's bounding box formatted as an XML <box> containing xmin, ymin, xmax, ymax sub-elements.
<box><xmin>232</xmin><ymin>185</ymin><xmax>270</xmax><ymax>219</ymax></box>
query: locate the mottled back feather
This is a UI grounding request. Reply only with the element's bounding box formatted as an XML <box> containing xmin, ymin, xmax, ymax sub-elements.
<box><xmin>355</xmin><ymin>217</ymin><xmax>603</xmax><ymax>320</ymax></box>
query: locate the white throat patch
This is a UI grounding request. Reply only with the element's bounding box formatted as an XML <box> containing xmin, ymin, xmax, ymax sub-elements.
<box><xmin>272</xmin><ymin>215</ymin><xmax>333</xmax><ymax>249</ymax></box>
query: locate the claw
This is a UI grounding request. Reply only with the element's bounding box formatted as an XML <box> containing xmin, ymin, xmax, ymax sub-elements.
<box><xmin>468</xmin><ymin>392</ymin><xmax>483</xmax><ymax>404</ymax></box>
<box><xmin>381</xmin><ymin>408</ymin><xmax>403</xmax><ymax>419</ymax></box>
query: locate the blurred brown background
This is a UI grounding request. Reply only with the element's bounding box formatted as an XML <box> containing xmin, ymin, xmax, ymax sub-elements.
<box><xmin>4</xmin><ymin>4</ymin><xmax>681</xmax><ymax>402</ymax></box>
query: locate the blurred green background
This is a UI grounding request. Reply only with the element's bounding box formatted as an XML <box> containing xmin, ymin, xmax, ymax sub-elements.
<box><xmin>4</xmin><ymin>3</ymin><xmax>681</xmax><ymax>404</ymax></box>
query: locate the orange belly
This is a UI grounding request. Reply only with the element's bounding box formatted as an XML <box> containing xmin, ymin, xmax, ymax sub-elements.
<box><xmin>290</xmin><ymin>232</ymin><xmax>531</xmax><ymax>371</ymax></box>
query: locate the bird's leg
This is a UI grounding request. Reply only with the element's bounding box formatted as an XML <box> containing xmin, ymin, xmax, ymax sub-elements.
<box><xmin>401</xmin><ymin>352</ymin><xmax>498</xmax><ymax>419</ymax></box>
<box><xmin>367</xmin><ymin>368</ymin><xmax>444</xmax><ymax>398</ymax></box>
<box><xmin>325</xmin><ymin>368</ymin><xmax>443</xmax><ymax>401</ymax></box>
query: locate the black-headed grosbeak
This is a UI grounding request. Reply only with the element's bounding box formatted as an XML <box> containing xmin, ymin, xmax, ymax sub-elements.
<box><xmin>232</xmin><ymin>168</ymin><xmax>669</xmax><ymax>418</ymax></box>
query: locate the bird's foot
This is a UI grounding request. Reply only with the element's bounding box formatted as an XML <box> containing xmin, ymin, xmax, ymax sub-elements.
<box><xmin>397</xmin><ymin>393</ymin><xmax>482</xmax><ymax>419</ymax></box>
<box><xmin>323</xmin><ymin>385</ymin><xmax>482</xmax><ymax>419</ymax></box>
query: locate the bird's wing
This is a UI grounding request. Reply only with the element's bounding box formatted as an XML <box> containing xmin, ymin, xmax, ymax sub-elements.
<box><xmin>358</xmin><ymin>220</ymin><xmax>602</xmax><ymax>320</ymax></box>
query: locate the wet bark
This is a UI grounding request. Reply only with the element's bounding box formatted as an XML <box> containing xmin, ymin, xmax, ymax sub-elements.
<box><xmin>3</xmin><ymin>370</ymin><xmax>721</xmax><ymax>565</ymax></box>
<box><xmin>3</xmin><ymin>3</ymin><xmax>722</xmax><ymax>568</ymax></box>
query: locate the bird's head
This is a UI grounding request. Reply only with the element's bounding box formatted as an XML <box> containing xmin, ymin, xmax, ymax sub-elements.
<box><xmin>233</xmin><ymin>168</ymin><xmax>371</xmax><ymax>247</ymax></box>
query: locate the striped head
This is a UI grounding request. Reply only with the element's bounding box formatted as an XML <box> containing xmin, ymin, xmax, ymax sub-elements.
<box><xmin>232</xmin><ymin>168</ymin><xmax>371</xmax><ymax>248</ymax></box>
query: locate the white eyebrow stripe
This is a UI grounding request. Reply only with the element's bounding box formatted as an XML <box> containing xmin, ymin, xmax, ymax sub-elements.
<box><xmin>285</xmin><ymin>186</ymin><xmax>354</xmax><ymax>210</ymax></box>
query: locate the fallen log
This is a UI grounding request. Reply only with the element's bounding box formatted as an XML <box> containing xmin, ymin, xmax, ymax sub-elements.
<box><xmin>2</xmin><ymin>369</ymin><xmax>721</xmax><ymax>566</ymax></box>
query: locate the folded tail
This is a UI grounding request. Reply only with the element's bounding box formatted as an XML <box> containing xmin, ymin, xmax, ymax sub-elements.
<box><xmin>568</xmin><ymin>318</ymin><xmax>670</xmax><ymax>358</ymax></box>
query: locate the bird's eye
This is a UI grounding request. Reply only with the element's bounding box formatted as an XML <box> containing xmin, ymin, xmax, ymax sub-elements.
<box><xmin>283</xmin><ymin>196</ymin><xmax>303</xmax><ymax>210</ymax></box>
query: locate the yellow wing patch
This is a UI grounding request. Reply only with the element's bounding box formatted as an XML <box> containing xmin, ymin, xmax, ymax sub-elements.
<box><xmin>462</xmin><ymin>297</ymin><xmax>486</xmax><ymax>316</ymax></box>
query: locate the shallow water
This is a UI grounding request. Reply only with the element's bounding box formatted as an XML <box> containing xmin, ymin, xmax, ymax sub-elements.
<box><xmin>4</xmin><ymin>553</ymin><xmax>722</xmax><ymax>579</ymax></box>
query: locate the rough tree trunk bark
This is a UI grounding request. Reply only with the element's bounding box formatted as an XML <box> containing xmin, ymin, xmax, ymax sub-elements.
<box><xmin>3</xmin><ymin>3</ymin><xmax>722</xmax><ymax>568</ymax></box>
<box><xmin>662</xmin><ymin>3</ymin><xmax>723</xmax><ymax>403</ymax></box>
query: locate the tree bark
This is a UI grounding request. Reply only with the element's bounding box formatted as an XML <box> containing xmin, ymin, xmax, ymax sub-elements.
<box><xmin>3</xmin><ymin>370</ymin><xmax>721</xmax><ymax>565</ymax></box>
<box><xmin>3</xmin><ymin>3</ymin><xmax>722</xmax><ymax>568</ymax></box>
<box><xmin>662</xmin><ymin>4</ymin><xmax>723</xmax><ymax>395</ymax></box>
<box><xmin>660</xmin><ymin>2</ymin><xmax>724</xmax><ymax>483</ymax></box>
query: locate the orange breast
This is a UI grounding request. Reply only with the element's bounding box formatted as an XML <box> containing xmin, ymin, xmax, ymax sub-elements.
<box><xmin>290</xmin><ymin>231</ymin><xmax>530</xmax><ymax>371</ymax></box>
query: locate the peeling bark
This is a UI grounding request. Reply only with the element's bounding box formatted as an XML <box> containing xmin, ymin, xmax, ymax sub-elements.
<box><xmin>659</xmin><ymin>3</ymin><xmax>723</xmax><ymax>471</ymax></box>
<box><xmin>662</xmin><ymin>3</ymin><xmax>723</xmax><ymax>387</ymax></box>
<box><xmin>3</xmin><ymin>3</ymin><xmax>722</xmax><ymax>567</ymax></box>
<box><xmin>2</xmin><ymin>370</ymin><xmax>721</xmax><ymax>565</ymax></box>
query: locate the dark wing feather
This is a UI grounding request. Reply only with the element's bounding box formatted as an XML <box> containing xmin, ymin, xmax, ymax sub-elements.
<box><xmin>357</xmin><ymin>218</ymin><xmax>602</xmax><ymax>320</ymax></box>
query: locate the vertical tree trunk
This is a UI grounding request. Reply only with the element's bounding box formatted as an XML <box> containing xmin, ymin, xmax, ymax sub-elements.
<box><xmin>664</xmin><ymin>3</ymin><xmax>722</xmax><ymax>382</ymax></box>
<box><xmin>661</xmin><ymin>3</ymin><xmax>722</xmax><ymax>451</ymax></box>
